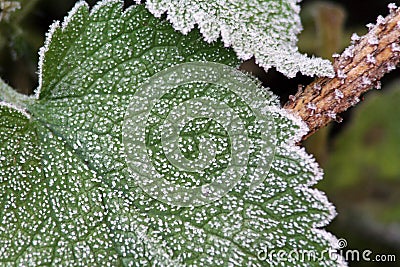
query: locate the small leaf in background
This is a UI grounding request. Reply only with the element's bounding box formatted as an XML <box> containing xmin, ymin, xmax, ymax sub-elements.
<box><xmin>136</xmin><ymin>0</ymin><xmax>335</xmax><ymax>78</ymax></box>
<box><xmin>1</xmin><ymin>0</ymin><xmax>343</xmax><ymax>266</ymax></box>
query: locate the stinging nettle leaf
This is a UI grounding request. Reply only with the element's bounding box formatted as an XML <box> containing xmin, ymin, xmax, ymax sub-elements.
<box><xmin>0</xmin><ymin>104</ymin><xmax>118</xmax><ymax>265</ymax></box>
<box><xmin>1</xmin><ymin>0</ymin><xmax>344</xmax><ymax>266</ymax></box>
<box><xmin>135</xmin><ymin>0</ymin><xmax>335</xmax><ymax>78</ymax></box>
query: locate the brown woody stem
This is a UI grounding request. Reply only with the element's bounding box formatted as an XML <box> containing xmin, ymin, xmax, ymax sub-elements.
<box><xmin>284</xmin><ymin>6</ymin><xmax>400</xmax><ymax>140</ymax></box>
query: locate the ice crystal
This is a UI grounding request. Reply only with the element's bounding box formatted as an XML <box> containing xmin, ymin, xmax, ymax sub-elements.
<box><xmin>342</xmin><ymin>45</ymin><xmax>354</xmax><ymax>59</ymax></box>
<box><xmin>391</xmin><ymin>43</ymin><xmax>400</xmax><ymax>52</ymax></box>
<box><xmin>307</xmin><ymin>102</ymin><xmax>317</xmax><ymax>110</ymax></box>
<box><xmin>335</xmin><ymin>89</ymin><xmax>344</xmax><ymax>100</ymax></box>
<box><xmin>326</xmin><ymin>110</ymin><xmax>336</xmax><ymax>119</ymax></box>
<box><xmin>386</xmin><ymin>62</ymin><xmax>396</xmax><ymax>71</ymax></box>
<box><xmin>337</xmin><ymin>69</ymin><xmax>347</xmax><ymax>80</ymax></box>
<box><xmin>368</xmin><ymin>36</ymin><xmax>379</xmax><ymax>45</ymax></box>
<box><xmin>362</xmin><ymin>76</ymin><xmax>372</xmax><ymax>86</ymax></box>
<box><xmin>0</xmin><ymin>1</ymin><xmax>343</xmax><ymax>266</ymax></box>
<box><xmin>350</xmin><ymin>33</ymin><xmax>360</xmax><ymax>43</ymax></box>
<box><xmin>313</xmin><ymin>83</ymin><xmax>322</xmax><ymax>91</ymax></box>
<box><xmin>350</xmin><ymin>97</ymin><xmax>360</xmax><ymax>106</ymax></box>
<box><xmin>375</xmin><ymin>81</ymin><xmax>382</xmax><ymax>90</ymax></box>
<box><xmin>136</xmin><ymin>0</ymin><xmax>335</xmax><ymax>78</ymax></box>
<box><xmin>376</xmin><ymin>15</ymin><xmax>385</xmax><ymax>25</ymax></box>
<box><xmin>366</xmin><ymin>54</ymin><xmax>376</xmax><ymax>64</ymax></box>
<box><xmin>388</xmin><ymin>3</ymin><xmax>397</xmax><ymax>12</ymax></box>
<box><xmin>366</xmin><ymin>23</ymin><xmax>375</xmax><ymax>30</ymax></box>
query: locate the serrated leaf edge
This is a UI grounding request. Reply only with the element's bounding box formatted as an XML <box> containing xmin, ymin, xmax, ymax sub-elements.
<box><xmin>36</xmin><ymin>0</ymin><xmax>122</xmax><ymax>99</ymax></box>
<box><xmin>136</xmin><ymin>0</ymin><xmax>335</xmax><ymax>78</ymax></box>
<box><xmin>269</xmin><ymin>106</ymin><xmax>347</xmax><ymax>266</ymax></box>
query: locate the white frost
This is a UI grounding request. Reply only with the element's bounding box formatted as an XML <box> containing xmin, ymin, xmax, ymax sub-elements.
<box><xmin>376</xmin><ymin>15</ymin><xmax>385</xmax><ymax>25</ymax></box>
<box><xmin>36</xmin><ymin>21</ymin><xmax>60</xmax><ymax>99</ymax></box>
<box><xmin>62</xmin><ymin>1</ymin><xmax>89</xmax><ymax>29</ymax></box>
<box><xmin>366</xmin><ymin>54</ymin><xmax>376</xmax><ymax>64</ymax></box>
<box><xmin>0</xmin><ymin>101</ymin><xmax>31</xmax><ymax>119</ymax></box>
<box><xmin>140</xmin><ymin>0</ymin><xmax>334</xmax><ymax>78</ymax></box>
<box><xmin>7</xmin><ymin>0</ymin><xmax>344</xmax><ymax>265</ymax></box>
<box><xmin>388</xmin><ymin>3</ymin><xmax>397</xmax><ymax>13</ymax></box>
<box><xmin>335</xmin><ymin>89</ymin><xmax>344</xmax><ymax>99</ymax></box>
<box><xmin>350</xmin><ymin>33</ymin><xmax>360</xmax><ymax>43</ymax></box>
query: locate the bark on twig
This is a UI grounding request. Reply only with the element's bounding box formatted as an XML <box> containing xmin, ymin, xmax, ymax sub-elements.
<box><xmin>284</xmin><ymin>6</ymin><xmax>400</xmax><ymax>140</ymax></box>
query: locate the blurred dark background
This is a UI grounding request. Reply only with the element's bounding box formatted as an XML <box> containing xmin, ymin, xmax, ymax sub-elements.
<box><xmin>0</xmin><ymin>0</ymin><xmax>399</xmax><ymax>266</ymax></box>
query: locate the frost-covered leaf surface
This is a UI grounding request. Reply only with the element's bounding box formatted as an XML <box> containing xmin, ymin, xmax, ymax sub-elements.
<box><xmin>1</xmin><ymin>0</ymin><xmax>342</xmax><ymax>266</ymax></box>
<box><xmin>0</xmin><ymin>104</ymin><xmax>118</xmax><ymax>266</ymax></box>
<box><xmin>136</xmin><ymin>0</ymin><xmax>334</xmax><ymax>78</ymax></box>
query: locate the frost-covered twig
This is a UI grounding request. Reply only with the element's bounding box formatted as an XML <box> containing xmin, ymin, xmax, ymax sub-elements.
<box><xmin>284</xmin><ymin>5</ymin><xmax>400</xmax><ymax>140</ymax></box>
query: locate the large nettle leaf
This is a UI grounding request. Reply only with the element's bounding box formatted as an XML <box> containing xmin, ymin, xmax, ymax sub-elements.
<box><xmin>135</xmin><ymin>0</ymin><xmax>335</xmax><ymax>78</ymax></box>
<box><xmin>0</xmin><ymin>0</ymin><xmax>344</xmax><ymax>266</ymax></box>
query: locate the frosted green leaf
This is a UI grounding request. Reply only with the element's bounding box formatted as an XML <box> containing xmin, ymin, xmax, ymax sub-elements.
<box><xmin>0</xmin><ymin>103</ymin><xmax>118</xmax><ymax>266</ymax></box>
<box><xmin>136</xmin><ymin>0</ymin><xmax>335</xmax><ymax>78</ymax></box>
<box><xmin>1</xmin><ymin>0</ymin><xmax>344</xmax><ymax>266</ymax></box>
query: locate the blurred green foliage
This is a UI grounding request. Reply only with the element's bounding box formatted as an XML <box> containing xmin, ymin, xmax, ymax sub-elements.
<box><xmin>0</xmin><ymin>0</ymin><xmax>42</xmax><ymax>94</ymax></box>
<box><xmin>319</xmin><ymin>81</ymin><xmax>400</xmax><ymax>266</ymax></box>
<box><xmin>324</xmin><ymin>85</ymin><xmax>400</xmax><ymax>189</ymax></box>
